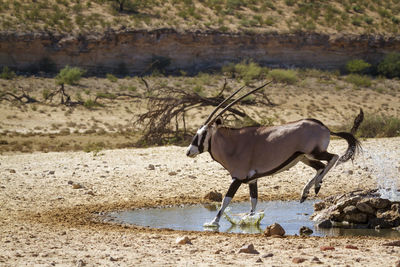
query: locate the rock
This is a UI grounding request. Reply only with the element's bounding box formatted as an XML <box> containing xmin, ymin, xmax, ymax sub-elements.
<box><xmin>311</xmin><ymin>256</ymin><xmax>322</xmax><ymax>263</ymax></box>
<box><xmin>168</xmin><ymin>171</ymin><xmax>177</xmax><ymax>176</ymax></box>
<box><xmin>203</xmin><ymin>191</ymin><xmax>222</xmax><ymax>202</ymax></box>
<box><xmin>368</xmin><ymin>198</ymin><xmax>391</xmax><ymax>209</ymax></box>
<box><xmin>176</xmin><ymin>236</ymin><xmax>192</xmax><ymax>245</ymax></box>
<box><xmin>49</xmin><ymin>170</ymin><xmax>55</xmax><ymax>175</ymax></box>
<box><xmin>383</xmin><ymin>241</ymin><xmax>400</xmax><ymax>247</ymax></box>
<box><xmin>109</xmin><ymin>256</ymin><xmax>118</xmax><ymax>262</ymax></box>
<box><xmin>343</xmin><ymin>205</ymin><xmax>358</xmax><ymax>214</ymax></box>
<box><xmin>345</xmin><ymin>244</ymin><xmax>358</xmax><ymax>249</ymax></box>
<box><xmin>314</xmin><ymin>201</ymin><xmax>325</xmax><ymax>211</ymax></box>
<box><xmin>356</xmin><ymin>202</ymin><xmax>375</xmax><ymax>214</ymax></box>
<box><xmin>317</xmin><ymin>220</ymin><xmax>332</xmax><ymax>228</ymax></box>
<box><xmin>320</xmin><ymin>246</ymin><xmax>335</xmax><ymax>251</ymax></box>
<box><xmin>147</xmin><ymin>164</ymin><xmax>155</xmax><ymax>170</ymax></box>
<box><xmin>76</xmin><ymin>259</ymin><xmax>86</xmax><ymax>267</ymax></box>
<box><xmin>299</xmin><ymin>226</ymin><xmax>313</xmax><ymax>236</ymax></box>
<box><xmin>292</xmin><ymin>257</ymin><xmax>306</xmax><ymax>264</ymax></box>
<box><xmin>238</xmin><ymin>244</ymin><xmax>259</xmax><ymax>254</ymax></box>
<box><xmin>329</xmin><ymin>210</ymin><xmax>345</xmax><ymax>221</ymax></box>
<box><xmin>392</xmin><ymin>204</ymin><xmax>400</xmax><ymax>213</ymax></box>
<box><xmin>368</xmin><ymin>217</ymin><xmax>393</xmax><ymax>229</ymax></box>
<box><xmin>344</xmin><ymin>212</ymin><xmax>368</xmax><ymax>224</ymax></box>
<box><xmin>214</xmin><ymin>249</ymin><xmax>222</xmax><ymax>254</ymax></box>
<box><xmin>9</xmin><ymin>169</ymin><xmax>16</xmax><ymax>173</ymax></box>
<box><xmin>264</xmin><ymin>223</ymin><xmax>285</xmax><ymax>237</ymax></box>
<box><xmin>376</xmin><ymin>209</ymin><xmax>400</xmax><ymax>227</ymax></box>
<box><xmin>72</xmin><ymin>183</ymin><xmax>83</xmax><ymax>189</ymax></box>
<box><xmin>86</xmin><ymin>190</ymin><xmax>95</xmax><ymax>196</ymax></box>
<box><xmin>256</xmin><ymin>258</ymin><xmax>263</xmax><ymax>263</ymax></box>
<box><xmin>262</xmin><ymin>253</ymin><xmax>273</xmax><ymax>258</ymax></box>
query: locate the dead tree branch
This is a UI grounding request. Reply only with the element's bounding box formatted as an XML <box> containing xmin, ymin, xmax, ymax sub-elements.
<box><xmin>136</xmin><ymin>80</ymin><xmax>276</xmax><ymax>145</ymax></box>
<box><xmin>0</xmin><ymin>87</ymin><xmax>38</xmax><ymax>104</ymax></box>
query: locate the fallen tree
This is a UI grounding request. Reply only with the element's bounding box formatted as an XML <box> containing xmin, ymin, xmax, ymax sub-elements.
<box><xmin>136</xmin><ymin>79</ymin><xmax>276</xmax><ymax>145</ymax></box>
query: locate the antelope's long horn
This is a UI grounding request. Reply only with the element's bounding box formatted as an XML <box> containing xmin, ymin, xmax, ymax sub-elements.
<box><xmin>203</xmin><ymin>85</ymin><xmax>246</xmax><ymax>124</ymax></box>
<box><xmin>207</xmin><ymin>80</ymin><xmax>273</xmax><ymax>126</ymax></box>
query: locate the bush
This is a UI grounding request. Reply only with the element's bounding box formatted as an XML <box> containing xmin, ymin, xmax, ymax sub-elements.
<box><xmin>0</xmin><ymin>66</ymin><xmax>16</xmax><ymax>80</ymax></box>
<box><xmin>378</xmin><ymin>53</ymin><xmax>400</xmax><ymax>78</ymax></box>
<box><xmin>222</xmin><ymin>61</ymin><xmax>268</xmax><ymax>84</ymax></box>
<box><xmin>106</xmin><ymin>73</ymin><xmax>118</xmax><ymax>82</ymax></box>
<box><xmin>234</xmin><ymin>61</ymin><xmax>267</xmax><ymax>84</ymax></box>
<box><xmin>346</xmin><ymin>59</ymin><xmax>371</xmax><ymax>74</ymax></box>
<box><xmin>268</xmin><ymin>69</ymin><xmax>298</xmax><ymax>84</ymax></box>
<box><xmin>56</xmin><ymin>66</ymin><xmax>85</xmax><ymax>85</ymax></box>
<box><xmin>356</xmin><ymin>114</ymin><xmax>400</xmax><ymax>138</ymax></box>
<box><xmin>345</xmin><ymin>74</ymin><xmax>371</xmax><ymax>87</ymax></box>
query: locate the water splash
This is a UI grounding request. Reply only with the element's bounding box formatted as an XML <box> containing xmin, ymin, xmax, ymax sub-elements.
<box><xmin>223</xmin><ymin>208</ymin><xmax>265</xmax><ymax>226</ymax></box>
<box><xmin>366</xmin><ymin>145</ymin><xmax>400</xmax><ymax>201</ymax></box>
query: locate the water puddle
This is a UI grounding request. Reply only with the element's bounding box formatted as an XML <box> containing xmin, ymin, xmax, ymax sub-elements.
<box><xmin>105</xmin><ymin>200</ymin><xmax>400</xmax><ymax>237</ymax></box>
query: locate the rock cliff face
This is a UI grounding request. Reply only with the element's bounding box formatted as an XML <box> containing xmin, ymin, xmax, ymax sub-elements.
<box><xmin>1</xmin><ymin>29</ymin><xmax>399</xmax><ymax>74</ymax></box>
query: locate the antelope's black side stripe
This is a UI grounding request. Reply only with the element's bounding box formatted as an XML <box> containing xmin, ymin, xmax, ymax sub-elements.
<box><xmin>197</xmin><ymin>131</ymin><xmax>207</xmax><ymax>153</ymax></box>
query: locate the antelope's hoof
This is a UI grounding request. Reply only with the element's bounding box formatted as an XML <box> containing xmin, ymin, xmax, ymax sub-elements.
<box><xmin>203</xmin><ymin>220</ymin><xmax>219</xmax><ymax>228</ymax></box>
<box><xmin>314</xmin><ymin>185</ymin><xmax>321</xmax><ymax>195</ymax></box>
<box><xmin>300</xmin><ymin>195</ymin><xmax>307</xmax><ymax>203</ymax></box>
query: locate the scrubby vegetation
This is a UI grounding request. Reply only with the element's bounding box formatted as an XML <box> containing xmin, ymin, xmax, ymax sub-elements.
<box><xmin>0</xmin><ymin>60</ymin><xmax>399</xmax><ymax>153</ymax></box>
<box><xmin>346</xmin><ymin>59</ymin><xmax>371</xmax><ymax>74</ymax></box>
<box><xmin>341</xmin><ymin>113</ymin><xmax>400</xmax><ymax>138</ymax></box>
<box><xmin>378</xmin><ymin>52</ymin><xmax>400</xmax><ymax>78</ymax></box>
<box><xmin>0</xmin><ymin>0</ymin><xmax>399</xmax><ymax>35</ymax></box>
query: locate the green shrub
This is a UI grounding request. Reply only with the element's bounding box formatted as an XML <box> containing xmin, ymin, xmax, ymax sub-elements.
<box><xmin>234</xmin><ymin>61</ymin><xmax>268</xmax><ymax>84</ymax></box>
<box><xmin>84</xmin><ymin>99</ymin><xmax>103</xmax><ymax>109</ymax></box>
<box><xmin>96</xmin><ymin>92</ymin><xmax>117</xmax><ymax>99</ymax></box>
<box><xmin>0</xmin><ymin>66</ymin><xmax>16</xmax><ymax>80</ymax></box>
<box><xmin>355</xmin><ymin>114</ymin><xmax>400</xmax><ymax>138</ymax></box>
<box><xmin>378</xmin><ymin>53</ymin><xmax>400</xmax><ymax>78</ymax></box>
<box><xmin>56</xmin><ymin>66</ymin><xmax>85</xmax><ymax>85</ymax></box>
<box><xmin>222</xmin><ymin>61</ymin><xmax>268</xmax><ymax>84</ymax></box>
<box><xmin>106</xmin><ymin>73</ymin><xmax>118</xmax><ymax>82</ymax></box>
<box><xmin>346</xmin><ymin>59</ymin><xmax>371</xmax><ymax>74</ymax></box>
<box><xmin>268</xmin><ymin>69</ymin><xmax>298</xmax><ymax>84</ymax></box>
<box><xmin>345</xmin><ymin>74</ymin><xmax>371</xmax><ymax>87</ymax></box>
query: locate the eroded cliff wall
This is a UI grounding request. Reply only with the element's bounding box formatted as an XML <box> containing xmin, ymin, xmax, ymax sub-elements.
<box><xmin>1</xmin><ymin>29</ymin><xmax>399</xmax><ymax>74</ymax></box>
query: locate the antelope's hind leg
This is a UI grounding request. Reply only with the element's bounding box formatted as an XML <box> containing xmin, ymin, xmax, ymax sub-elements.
<box><xmin>312</xmin><ymin>151</ymin><xmax>339</xmax><ymax>193</ymax></box>
<box><xmin>249</xmin><ymin>180</ymin><xmax>258</xmax><ymax>215</ymax></box>
<box><xmin>206</xmin><ymin>178</ymin><xmax>242</xmax><ymax>227</ymax></box>
<box><xmin>300</xmin><ymin>156</ymin><xmax>325</xmax><ymax>203</ymax></box>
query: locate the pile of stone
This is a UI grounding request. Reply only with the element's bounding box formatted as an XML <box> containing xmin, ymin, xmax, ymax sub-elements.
<box><xmin>312</xmin><ymin>190</ymin><xmax>400</xmax><ymax>229</ymax></box>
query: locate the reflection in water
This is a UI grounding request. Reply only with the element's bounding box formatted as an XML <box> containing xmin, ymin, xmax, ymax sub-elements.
<box><xmin>226</xmin><ymin>224</ymin><xmax>263</xmax><ymax>234</ymax></box>
<box><xmin>106</xmin><ymin>200</ymin><xmax>400</xmax><ymax>237</ymax></box>
<box><xmin>318</xmin><ymin>227</ymin><xmax>400</xmax><ymax>238</ymax></box>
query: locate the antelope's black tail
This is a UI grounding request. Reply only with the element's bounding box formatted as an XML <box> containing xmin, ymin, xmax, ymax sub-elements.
<box><xmin>331</xmin><ymin>109</ymin><xmax>363</xmax><ymax>165</ymax></box>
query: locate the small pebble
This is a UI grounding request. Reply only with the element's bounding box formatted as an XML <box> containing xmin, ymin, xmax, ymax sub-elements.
<box><xmin>292</xmin><ymin>257</ymin><xmax>306</xmax><ymax>264</ymax></box>
<box><xmin>147</xmin><ymin>164</ymin><xmax>155</xmax><ymax>170</ymax></box>
<box><xmin>345</xmin><ymin>245</ymin><xmax>358</xmax><ymax>250</ymax></box>
<box><xmin>320</xmin><ymin>246</ymin><xmax>335</xmax><ymax>251</ymax></box>
<box><xmin>176</xmin><ymin>236</ymin><xmax>192</xmax><ymax>245</ymax></box>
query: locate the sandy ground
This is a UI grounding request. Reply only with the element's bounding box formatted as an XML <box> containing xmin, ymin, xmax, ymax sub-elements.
<box><xmin>1</xmin><ymin>137</ymin><xmax>400</xmax><ymax>266</ymax></box>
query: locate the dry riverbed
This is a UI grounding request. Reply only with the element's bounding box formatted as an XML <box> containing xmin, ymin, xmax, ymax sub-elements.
<box><xmin>0</xmin><ymin>138</ymin><xmax>400</xmax><ymax>266</ymax></box>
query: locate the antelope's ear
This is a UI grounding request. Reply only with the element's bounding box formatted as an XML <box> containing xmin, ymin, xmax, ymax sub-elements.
<box><xmin>215</xmin><ymin>117</ymin><xmax>223</xmax><ymax>127</ymax></box>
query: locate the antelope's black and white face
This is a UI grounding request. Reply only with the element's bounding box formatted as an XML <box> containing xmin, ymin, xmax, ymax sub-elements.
<box><xmin>186</xmin><ymin>125</ymin><xmax>210</xmax><ymax>157</ymax></box>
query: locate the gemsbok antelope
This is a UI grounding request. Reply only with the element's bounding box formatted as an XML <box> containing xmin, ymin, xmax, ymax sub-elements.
<box><xmin>186</xmin><ymin>82</ymin><xmax>363</xmax><ymax>227</ymax></box>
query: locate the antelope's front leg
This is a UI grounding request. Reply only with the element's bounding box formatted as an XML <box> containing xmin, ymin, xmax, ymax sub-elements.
<box><xmin>249</xmin><ymin>180</ymin><xmax>258</xmax><ymax>215</ymax></box>
<box><xmin>206</xmin><ymin>178</ymin><xmax>242</xmax><ymax>227</ymax></box>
